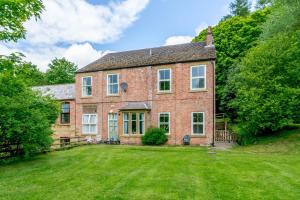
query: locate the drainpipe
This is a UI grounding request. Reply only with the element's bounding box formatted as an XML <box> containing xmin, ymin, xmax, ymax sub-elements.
<box><xmin>211</xmin><ymin>60</ymin><xmax>216</xmax><ymax>147</ymax></box>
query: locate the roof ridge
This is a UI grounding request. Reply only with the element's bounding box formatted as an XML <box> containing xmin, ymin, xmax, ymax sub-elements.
<box><xmin>33</xmin><ymin>83</ymin><xmax>75</xmax><ymax>88</ymax></box>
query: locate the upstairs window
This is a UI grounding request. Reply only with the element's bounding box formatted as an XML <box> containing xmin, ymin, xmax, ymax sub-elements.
<box><xmin>61</xmin><ymin>102</ymin><xmax>70</xmax><ymax>124</ymax></box>
<box><xmin>107</xmin><ymin>74</ymin><xmax>119</xmax><ymax>95</ymax></box>
<box><xmin>159</xmin><ymin>113</ymin><xmax>170</xmax><ymax>134</ymax></box>
<box><xmin>82</xmin><ymin>77</ymin><xmax>92</xmax><ymax>97</ymax></box>
<box><xmin>190</xmin><ymin>65</ymin><xmax>206</xmax><ymax>90</ymax></box>
<box><xmin>192</xmin><ymin>112</ymin><xmax>204</xmax><ymax>135</ymax></box>
<box><xmin>158</xmin><ymin>69</ymin><xmax>171</xmax><ymax>92</ymax></box>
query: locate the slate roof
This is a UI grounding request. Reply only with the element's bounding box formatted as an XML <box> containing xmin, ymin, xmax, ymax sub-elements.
<box><xmin>32</xmin><ymin>84</ymin><xmax>75</xmax><ymax>100</ymax></box>
<box><xmin>119</xmin><ymin>102</ymin><xmax>151</xmax><ymax>111</ymax></box>
<box><xmin>77</xmin><ymin>42</ymin><xmax>216</xmax><ymax>73</ymax></box>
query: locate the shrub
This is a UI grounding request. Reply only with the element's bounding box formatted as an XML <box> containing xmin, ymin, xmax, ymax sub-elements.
<box><xmin>142</xmin><ymin>127</ymin><xmax>168</xmax><ymax>145</ymax></box>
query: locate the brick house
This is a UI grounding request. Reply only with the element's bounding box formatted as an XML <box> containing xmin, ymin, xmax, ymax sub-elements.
<box><xmin>75</xmin><ymin>28</ymin><xmax>216</xmax><ymax>145</ymax></box>
<box><xmin>35</xmin><ymin>27</ymin><xmax>216</xmax><ymax>146</ymax></box>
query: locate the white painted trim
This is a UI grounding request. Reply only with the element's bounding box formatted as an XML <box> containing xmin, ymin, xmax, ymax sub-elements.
<box><xmin>81</xmin><ymin>76</ymin><xmax>92</xmax><ymax>97</ymax></box>
<box><xmin>158</xmin><ymin>112</ymin><xmax>171</xmax><ymax>135</ymax></box>
<box><xmin>108</xmin><ymin>113</ymin><xmax>118</xmax><ymax>139</ymax></box>
<box><xmin>191</xmin><ymin>112</ymin><xmax>205</xmax><ymax>135</ymax></box>
<box><xmin>82</xmin><ymin>114</ymin><xmax>97</xmax><ymax>135</ymax></box>
<box><xmin>190</xmin><ymin>65</ymin><xmax>206</xmax><ymax>91</ymax></box>
<box><xmin>157</xmin><ymin>68</ymin><xmax>172</xmax><ymax>93</ymax></box>
<box><xmin>107</xmin><ymin>73</ymin><xmax>119</xmax><ymax>96</ymax></box>
<box><xmin>123</xmin><ymin>112</ymin><xmax>129</xmax><ymax>135</ymax></box>
<box><xmin>139</xmin><ymin>112</ymin><xmax>145</xmax><ymax>135</ymax></box>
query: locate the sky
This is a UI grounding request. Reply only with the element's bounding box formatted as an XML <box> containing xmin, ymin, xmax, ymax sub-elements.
<box><xmin>0</xmin><ymin>0</ymin><xmax>255</xmax><ymax>71</ymax></box>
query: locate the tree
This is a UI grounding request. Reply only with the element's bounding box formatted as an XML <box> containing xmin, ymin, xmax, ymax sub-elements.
<box><xmin>193</xmin><ymin>8</ymin><xmax>270</xmax><ymax>113</ymax></box>
<box><xmin>0</xmin><ymin>0</ymin><xmax>44</xmax><ymax>42</ymax></box>
<box><xmin>45</xmin><ymin>58</ymin><xmax>78</xmax><ymax>85</ymax></box>
<box><xmin>230</xmin><ymin>0</ymin><xmax>250</xmax><ymax>16</ymax></box>
<box><xmin>256</xmin><ymin>0</ymin><xmax>273</xmax><ymax>9</ymax></box>
<box><xmin>0</xmin><ymin>55</ymin><xmax>59</xmax><ymax>156</ymax></box>
<box><xmin>225</xmin><ymin>0</ymin><xmax>300</xmax><ymax>142</ymax></box>
<box><xmin>0</xmin><ymin>53</ymin><xmax>45</xmax><ymax>86</ymax></box>
<box><xmin>227</xmin><ymin>31</ymin><xmax>300</xmax><ymax>142</ymax></box>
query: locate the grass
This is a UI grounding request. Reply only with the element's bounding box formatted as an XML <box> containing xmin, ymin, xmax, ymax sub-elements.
<box><xmin>0</xmin><ymin>129</ymin><xmax>300</xmax><ymax>200</ymax></box>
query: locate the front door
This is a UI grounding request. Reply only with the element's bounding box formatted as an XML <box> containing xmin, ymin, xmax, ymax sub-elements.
<box><xmin>108</xmin><ymin>113</ymin><xmax>118</xmax><ymax>141</ymax></box>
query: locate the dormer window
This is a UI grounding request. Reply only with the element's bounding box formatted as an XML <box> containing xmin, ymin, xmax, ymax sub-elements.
<box><xmin>82</xmin><ymin>76</ymin><xmax>92</xmax><ymax>97</ymax></box>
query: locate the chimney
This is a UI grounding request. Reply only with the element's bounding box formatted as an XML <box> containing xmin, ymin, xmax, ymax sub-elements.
<box><xmin>205</xmin><ymin>26</ymin><xmax>214</xmax><ymax>47</ymax></box>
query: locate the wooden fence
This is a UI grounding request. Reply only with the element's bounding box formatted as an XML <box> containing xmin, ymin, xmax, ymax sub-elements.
<box><xmin>0</xmin><ymin>143</ymin><xmax>23</xmax><ymax>159</ymax></box>
<box><xmin>215</xmin><ymin>130</ymin><xmax>237</xmax><ymax>143</ymax></box>
<box><xmin>0</xmin><ymin>136</ymin><xmax>87</xmax><ymax>159</ymax></box>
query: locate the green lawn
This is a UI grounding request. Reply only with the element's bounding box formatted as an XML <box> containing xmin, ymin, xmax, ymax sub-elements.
<box><xmin>1</xmin><ymin>129</ymin><xmax>300</xmax><ymax>200</ymax></box>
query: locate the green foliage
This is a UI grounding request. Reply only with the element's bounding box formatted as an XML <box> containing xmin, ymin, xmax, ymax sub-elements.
<box><xmin>142</xmin><ymin>127</ymin><xmax>168</xmax><ymax>145</ymax></box>
<box><xmin>0</xmin><ymin>0</ymin><xmax>44</xmax><ymax>42</ymax></box>
<box><xmin>228</xmin><ymin>30</ymin><xmax>300</xmax><ymax>139</ymax></box>
<box><xmin>0</xmin><ymin>53</ymin><xmax>45</xmax><ymax>86</ymax></box>
<box><xmin>45</xmin><ymin>58</ymin><xmax>78</xmax><ymax>85</ymax></box>
<box><xmin>255</xmin><ymin>0</ymin><xmax>273</xmax><ymax>9</ymax></box>
<box><xmin>260</xmin><ymin>0</ymin><xmax>300</xmax><ymax>40</ymax></box>
<box><xmin>193</xmin><ymin>8</ymin><xmax>270</xmax><ymax>112</ymax></box>
<box><xmin>0</xmin><ymin>54</ymin><xmax>59</xmax><ymax>156</ymax></box>
<box><xmin>230</xmin><ymin>0</ymin><xmax>250</xmax><ymax>16</ymax></box>
<box><xmin>223</xmin><ymin>0</ymin><xmax>300</xmax><ymax>142</ymax></box>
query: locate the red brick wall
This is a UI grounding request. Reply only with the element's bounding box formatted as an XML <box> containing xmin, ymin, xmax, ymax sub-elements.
<box><xmin>75</xmin><ymin>60</ymin><xmax>215</xmax><ymax>145</ymax></box>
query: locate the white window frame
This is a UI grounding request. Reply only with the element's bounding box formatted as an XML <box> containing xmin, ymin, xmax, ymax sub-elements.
<box><xmin>123</xmin><ymin>113</ymin><xmax>129</xmax><ymax>135</ymax></box>
<box><xmin>191</xmin><ymin>112</ymin><xmax>205</xmax><ymax>135</ymax></box>
<box><xmin>157</xmin><ymin>68</ymin><xmax>172</xmax><ymax>92</ymax></box>
<box><xmin>82</xmin><ymin>76</ymin><xmax>92</xmax><ymax>97</ymax></box>
<box><xmin>158</xmin><ymin>112</ymin><xmax>170</xmax><ymax>135</ymax></box>
<box><xmin>82</xmin><ymin>114</ymin><xmax>97</xmax><ymax>135</ymax></box>
<box><xmin>108</xmin><ymin>113</ymin><xmax>118</xmax><ymax>139</ymax></box>
<box><xmin>107</xmin><ymin>74</ymin><xmax>119</xmax><ymax>96</ymax></box>
<box><xmin>190</xmin><ymin>65</ymin><xmax>206</xmax><ymax>90</ymax></box>
<box><xmin>139</xmin><ymin>113</ymin><xmax>145</xmax><ymax>135</ymax></box>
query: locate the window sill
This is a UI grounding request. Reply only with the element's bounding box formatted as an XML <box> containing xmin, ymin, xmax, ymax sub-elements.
<box><xmin>190</xmin><ymin>134</ymin><xmax>206</xmax><ymax>138</ymax></box>
<box><xmin>189</xmin><ymin>89</ymin><xmax>208</xmax><ymax>93</ymax></box>
<box><xmin>157</xmin><ymin>91</ymin><xmax>172</xmax><ymax>95</ymax></box>
<box><xmin>121</xmin><ymin>134</ymin><xmax>144</xmax><ymax>137</ymax></box>
<box><xmin>106</xmin><ymin>94</ymin><xmax>120</xmax><ymax>97</ymax></box>
<box><xmin>58</xmin><ymin>124</ymin><xmax>71</xmax><ymax>126</ymax></box>
<box><xmin>81</xmin><ymin>96</ymin><xmax>93</xmax><ymax>99</ymax></box>
<box><xmin>82</xmin><ymin>133</ymin><xmax>97</xmax><ymax>135</ymax></box>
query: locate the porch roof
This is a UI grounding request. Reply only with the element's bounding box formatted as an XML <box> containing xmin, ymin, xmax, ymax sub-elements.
<box><xmin>119</xmin><ymin>102</ymin><xmax>151</xmax><ymax>111</ymax></box>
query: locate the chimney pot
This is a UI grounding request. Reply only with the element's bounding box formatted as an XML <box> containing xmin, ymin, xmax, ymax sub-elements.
<box><xmin>206</xmin><ymin>26</ymin><xmax>214</xmax><ymax>46</ymax></box>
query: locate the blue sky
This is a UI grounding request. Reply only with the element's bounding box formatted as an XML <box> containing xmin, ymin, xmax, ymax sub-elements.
<box><xmin>0</xmin><ymin>0</ymin><xmax>238</xmax><ymax>71</ymax></box>
<box><xmin>93</xmin><ymin>0</ymin><xmax>232</xmax><ymax>51</ymax></box>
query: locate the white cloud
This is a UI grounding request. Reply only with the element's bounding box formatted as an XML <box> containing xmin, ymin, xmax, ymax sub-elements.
<box><xmin>164</xmin><ymin>36</ymin><xmax>193</xmax><ymax>46</ymax></box>
<box><xmin>0</xmin><ymin>0</ymin><xmax>149</xmax><ymax>71</ymax></box>
<box><xmin>63</xmin><ymin>43</ymin><xmax>111</xmax><ymax>69</ymax></box>
<box><xmin>0</xmin><ymin>42</ymin><xmax>110</xmax><ymax>71</ymax></box>
<box><xmin>24</xmin><ymin>0</ymin><xmax>150</xmax><ymax>45</ymax></box>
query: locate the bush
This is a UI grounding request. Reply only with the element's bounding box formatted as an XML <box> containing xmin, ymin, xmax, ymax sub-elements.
<box><xmin>142</xmin><ymin>127</ymin><xmax>168</xmax><ymax>145</ymax></box>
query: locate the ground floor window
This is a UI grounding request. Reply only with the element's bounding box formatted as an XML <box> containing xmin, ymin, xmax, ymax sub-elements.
<box><xmin>123</xmin><ymin>113</ymin><xmax>129</xmax><ymax>135</ymax></box>
<box><xmin>122</xmin><ymin>112</ymin><xmax>145</xmax><ymax>135</ymax></box>
<box><xmin>159</xmin><ymin>112</ymin><xmax>170</xmax><ymax>134</ymax></box>
<box><xmin>108</xmin><ymin>113</ymin><xmax>118</xmax><ymax>140</ymax></box>
<box><xmin>192</xmin><ymin>112</ymin><xmax>204</xmax><ymax>135</ymax></box>
<box><xmin>61</xmin><ymin>102</ymin><xmax>70</xmax><ymax>124</ymax></box>
<box><xmin>82</xmin><ymin>114</ymin><xmax>97</xmax><ymax>134</ymax></box>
